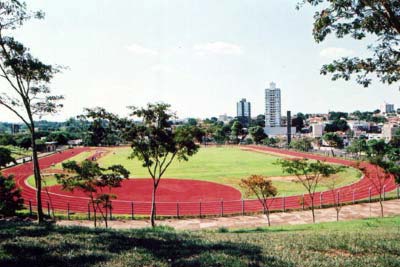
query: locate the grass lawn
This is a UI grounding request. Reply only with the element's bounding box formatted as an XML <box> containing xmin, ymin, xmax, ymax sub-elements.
<box><xmin>1</xmin><ymin>216</ymin><xmax>399</xmax><ymax>267</ymax></box>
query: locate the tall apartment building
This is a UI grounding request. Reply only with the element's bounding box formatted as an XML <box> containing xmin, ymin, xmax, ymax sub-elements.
<box><xmin>381</xmin><ymin>102</ymin><xmax>395</xmax><ymax>114</ymax></box>
<box><xmin>236</xmin><ymin>98</ymin><xmax>251</xmax><ymax>126</ymax></box>
<box><xmin>265</xmin><ymin>82</ymin><xmax>281</xmax><ymax>127</ymax></box>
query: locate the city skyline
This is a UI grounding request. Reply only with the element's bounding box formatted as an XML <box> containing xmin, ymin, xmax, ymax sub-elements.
<box><xmin>0</xmin><ymin>0</ymin><xmax>399</xmax><ymax>122</ymax></box>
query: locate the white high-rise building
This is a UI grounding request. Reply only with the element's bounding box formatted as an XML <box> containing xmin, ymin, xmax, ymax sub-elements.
<box><xmin>265</xmin><ymin>82</ymin><xmax>281</xmax><ymax>127</ymax></box>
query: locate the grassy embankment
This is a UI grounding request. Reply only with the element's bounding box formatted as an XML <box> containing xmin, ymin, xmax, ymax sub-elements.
<box><xmin>0</xmin><ymin>216</ymin><xmax>399</xmax><ymax>267</ymax></box>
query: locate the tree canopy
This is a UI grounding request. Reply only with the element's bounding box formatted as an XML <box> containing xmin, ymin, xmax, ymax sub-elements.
<box><xmin>300</xmin><ymin>0</ymin><xmax>400</xmax><ymax>87</ymax></box>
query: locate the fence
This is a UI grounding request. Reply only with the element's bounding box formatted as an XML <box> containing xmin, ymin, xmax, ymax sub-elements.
<box><xmin>26</xmin><ymin>184</ymin><xmax>400</xmax><ymax>220</ymax></box>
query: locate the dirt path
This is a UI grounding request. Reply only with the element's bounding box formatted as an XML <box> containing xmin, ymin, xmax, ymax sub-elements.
<box><xmin>57</xmin><ymin>198</ymin><xmax>400</xmax><ymax>230</ymax></box>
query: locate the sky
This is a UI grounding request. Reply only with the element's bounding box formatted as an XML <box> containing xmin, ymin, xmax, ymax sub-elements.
<box><xmin>0</xmin><ymin>0</ymin><xmax>399</xmax><ymax>122</ymax></box>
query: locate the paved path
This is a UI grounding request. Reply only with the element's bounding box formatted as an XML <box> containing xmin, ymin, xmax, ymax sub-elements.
<box><xmin>57</xmin><ymin>198</ymin><xmax>400</xmax><ymax>230</ymax></box>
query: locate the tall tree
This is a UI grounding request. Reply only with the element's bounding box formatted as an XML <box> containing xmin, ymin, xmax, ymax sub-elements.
<box><xmin>300</xmin><ymin>0</ymin><xmax>400</xmax><ymax>87</ymax></box>
<box><xmin>0</xmin><ymin>1</ymin><xmax>63</xmax><ymax>223</ymax></box>
<box><xmin>277</xmin><ymin>158</ymin><xmax>344</xmax><ymax>223</ymax></box>
<box><xmin>127</xmin><ymin>103</ymin><xmax>200</xmax><ymax>227</ymax></box>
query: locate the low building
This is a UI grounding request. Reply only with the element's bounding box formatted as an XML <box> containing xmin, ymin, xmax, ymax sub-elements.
<box><xmin>44</xmin><ymin>141</ymin><xmax>58</xmax><ymax>152</ymax></box>
<box><xmin>68</xmin><ymin>139</ymin><xmax>83</xmax><ymax>146</ymax></box>
<box><xmin>382</xmin><ymin>124</ymin><xmax>399</xmax><ymax>141</ymax></box>
<box><xmin>347</xmin><ymin>120</ymin><xmax>370</xmax><ymax>131</ymax></box>
<box><xmin>311</xmin><ymin>124</ymin><xmax>325</xmax><ymax>138</ymax></box>
<box><xmin>264</xmin><ymin>126</ymin><xmax>296</xmax><ymax>137</ymax></box>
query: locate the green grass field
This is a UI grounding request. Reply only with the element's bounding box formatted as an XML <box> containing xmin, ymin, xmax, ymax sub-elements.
<box><xmin>28</xmin><ymin>146</ymin><xmax>362</xmax><ymax>196</ymax></box>
<box><xmin>1</xmin><ymin>216</ymin><xmax>399</xmax><ymax>266</ymax></box>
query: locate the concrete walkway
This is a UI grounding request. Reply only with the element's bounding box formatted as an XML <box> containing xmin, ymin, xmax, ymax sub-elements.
<box><xmin>57</xmin><ymin>199</ymin><xmax>400</xmax><ymax>230</ymax></box>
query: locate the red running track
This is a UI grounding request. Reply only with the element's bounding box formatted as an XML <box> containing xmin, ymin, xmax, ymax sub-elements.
<box><xmin>1</xmin><ymin>146</ymin><xmax>397</xmax><ymax>216</ymax></box>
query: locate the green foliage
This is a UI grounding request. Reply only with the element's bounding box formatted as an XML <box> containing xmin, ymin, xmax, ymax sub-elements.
<box><xmin>263</xmin><ymin>137</ymin><xmax>278</xmax><ymax>147</ymax></box>
<box><xmin>290</xmin><ymin>138</ymin><xmax>313</xmax><ymax>152</ymax></box>
<box><xmin>56</xmin><ymin>160</ymin><xmax>130</xmax><ymax>227</ymax></box>
<box><xmin>0</xmin><ymin>173</ymin><xmax>23</xmax><ymax>217</ymax></box>
<box><xmin>128</xmin><ymin>103</ymin><xmax>200</xmax><ymax>226</ymax></box>
<box><xmin>300</xmin><ymin>0</ymin><xmax>400</xmax><ymax>87</ymax></box>
<box><xmin>79</xmin><ymin>107</ymin><xmax>130</xmax><ymax>146</ymax></box>
<box><xmin>248</xmin><ymin>126</ymin><xmax>266</xmax><ymax>144</ymax></box>
<box><xmin>277</xmin><ymin>158</ymin><xmax>345</xmax><ymax>222</ymax></box>
<box><xmin>186</xmin><ymin>118</ymin><xmax>197</xmax><ymax>126</ymax></box>
<box><xmin>346</xmin><ymin>138</ymin><xmax>367</xmax><ymax>156</ymax></box>
<box><xmin>322</xmin><ymin>133</ymin><xmax>344</xmax><ymax>148</ymax></box>
<box><xmin>324</xmin><ymin>119</ymin><xmax>349</xmax><ymax>132</ymax></box>
<box><xmin>0</xmin><ymin>134</ymin><xmax>16</xmax><ymax>146</ymax></box>
<box><xmin>230</xmin><ymin>121</ymin><xmax>243</xmax><ymax>144</ymax></box>
<box><xmin>328</xmin><ymin>111</ymin><xmax>348</xmax><ymax>121</ymax></box>
<box><xmin>0</xmin><ymin>147</ymin><xmax>16</xmax><ymax>168</ymax></box>
<box><xmin>352</xmin><ymin>110</ymin><xmax>387</xmax><ymax>123</ymax></box>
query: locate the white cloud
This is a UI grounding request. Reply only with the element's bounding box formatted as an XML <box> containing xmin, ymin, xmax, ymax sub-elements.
<box><xmin>320</xmin><ymin>47</ymin><xmax>354</xmax><ymax>59</ymax></box>
<box><xmin>126</xmin><ymin>44</ymin><xmax>158</xmax><ymax>56</ymax></box>
<box><xmin>193</xmin><ymin>42</ymin><xmax>243</xmax><ymax>55</ymax></box>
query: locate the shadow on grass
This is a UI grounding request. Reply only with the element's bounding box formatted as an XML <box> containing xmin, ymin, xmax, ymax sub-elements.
<box><xmin>0</xmin><ymin>222</ymin><xmax>292</xmax><ymax>267</ymax></box>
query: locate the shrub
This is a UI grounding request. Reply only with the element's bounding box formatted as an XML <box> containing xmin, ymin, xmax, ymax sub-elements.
<box><xmin>0</xmin><ymin>173</ymin><xmax>24</xmax><ymax>217</ymax></box>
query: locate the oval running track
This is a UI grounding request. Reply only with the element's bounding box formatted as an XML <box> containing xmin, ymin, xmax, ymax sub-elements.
<box><xmin>1</xmin><ymin>146</ymin><xmax>397</xmax><ymax>216</ymax></box>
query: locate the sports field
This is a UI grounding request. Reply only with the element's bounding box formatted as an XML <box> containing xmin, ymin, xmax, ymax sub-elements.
<box><xmin>97</xmin><ymin>146</ymin><xmax>362</xmax><ymax>196</ymax></box>
<box><xmin>30</xmin><ymin>146</ymin><xmax>362</xmax><ymax>197</ymax></box>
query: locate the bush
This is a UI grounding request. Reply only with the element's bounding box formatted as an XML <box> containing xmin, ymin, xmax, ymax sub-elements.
<box><xmin>0</xmin><ymin>173</ymin><xmax>24</xmax><ymax>217</ymax></box>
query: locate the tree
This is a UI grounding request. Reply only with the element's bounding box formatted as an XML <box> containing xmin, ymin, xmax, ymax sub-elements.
<box><xmin>359</xmin><ymin>156</ymin><xmax>399</xmax><ymax>217</ymax></box>
<box><xmin>80</xmin><ymin>107</ymin><xmax>131</xmax><ymax>146</ymax></box>
<box><xmin>0</xmin><ymin>173</ymin><xmax>23</xmax><ymax>217</ymax></box>
<box><xmin>187</xmin><ymin>118</ymin><xmax>197</xmax><ymax>126</ymax></box>
<box><xmin>277</xmin><ymin>158</ymin><xmax>344</xmax><ymax>223</ymax></box>
<box><xmin>56</xmin><ymin>160</ymin><xmax>130</xmax><ymax>227</ymax></box>
<box><xmin>127</xmin><ymin>103</ymin><xmax>200</xmax><ymax>227</ymax></box>
<box><xmin>346</xmin><ymin>138</ymin><xmax>368</xmax><ymax>158</ymax></box>
<box><xmin>249</xmin><ymin>126</ymin><xmax>267</xmax><ymax>144</ymax></box>
<box><xmin>323</xmin><ymin>133</ymin><xmax>344</xmax><ymax>156</ymax></box>
<box><xmin>231</xmin><ymin>121</ymin><xmax>244</xmax><ymax>144</ymax></box>
<box><xmin>300</xmin><ymin>0</ymin><xmax>400</xmax><ymax>87</ymax></box>
<box><xmin>254</xmin><ymin>114</ymin><xmax>266</xmax><ymax>128</ymax></box>
<box><xmin>240</xmin><ymin>175</ymin><xmax>277</xmax><ymax>226</ymax></box>
<box><xmin>290</xmin><ymin>138</ymin><xmax>313</xmax><ymax>152</ymax></box>
<box><xmin>0</xmin><ymin>147</ymin><xmax>16</xmax><ymax>168</ymax></box>
<box><xmin>359</xmin><ymin>140</ymin><xmax>400</xmax><ymax>217</ymax></box>
<box><xmin>263</xmin><ymin>137</ymin><xmax>277</xmax><ymax>147</ymax></box>
<box><xmin>325</xmin><ymin>171</ymin><xmax>347</xmax><ymax>221</ymax></box>
<box><xmin>0</xmin><ymin>1</ymin><xmax>63</xmax><ymax>223</ymax></box>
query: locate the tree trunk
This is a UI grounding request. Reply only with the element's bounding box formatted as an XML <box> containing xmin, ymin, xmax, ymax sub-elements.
<box><xmin>379</xmin><ymin>197</ymin><xmax>384</xmax><ymax>218</ymax></box>
<box><xmin>150</xmin><ymin>182</ymin><xmax>157</xmax><ymax>227</ymax></box>
<box><xmin>310</xmin><ymin>196</ymin><xmax>315</xmax><ymax>223</ymax></box>
<box><xmin>336</xmin><ymin>208</ymin><xmax>339</xmax><ymax>221</ymax></box>
<box><xmin>31</xmin><ymin>132</ymin><xmax>44</xmax><ymax>223</ymax></box>
<box><xmin>264</xmin><ymin>208</ymin><xmax>271</xmax><ymax>227</ymax></box>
